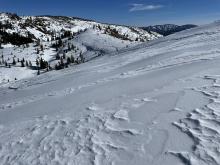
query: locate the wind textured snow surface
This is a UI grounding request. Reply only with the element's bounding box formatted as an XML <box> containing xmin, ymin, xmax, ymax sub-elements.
<box><xmin>1</xmin><ymin>22</ymin><xmax>220</xmax><ymax>165</ymax></box>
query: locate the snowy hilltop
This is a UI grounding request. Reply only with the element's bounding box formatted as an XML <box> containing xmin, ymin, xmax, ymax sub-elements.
<box><xmin>0</xmin><ymin>12</ymin><xmax>161</xmax><ymax>44</ymax></box>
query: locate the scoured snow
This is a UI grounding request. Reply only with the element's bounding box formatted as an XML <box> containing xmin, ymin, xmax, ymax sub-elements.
<box><xmin>113</xmin><ymin>110</ymin><xmax>130</xmax><ymax>121</ymax></box>
<box><xmin>173</xmin><ymin>75</ymin><xmax>220</xmax><ymax>165</ymax></box>
<box><xmin>1</xmin><ymin>22</ymin><xmax>220</xmax><ymax>165</ymax></box>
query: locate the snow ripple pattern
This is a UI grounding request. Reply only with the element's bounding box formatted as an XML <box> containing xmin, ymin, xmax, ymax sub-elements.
<box><xmin>0</xmin><ymin>106</ymin><xmax>147</xmax><ymax>165</ymax></box>
<box><xmin>172</xmin><ymin>75</ymin><xmax>220</xmax><ymax>165</ymax></box>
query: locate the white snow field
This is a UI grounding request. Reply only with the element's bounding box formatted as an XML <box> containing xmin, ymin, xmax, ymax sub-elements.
<box><xmin>1</xmin><ymin>22</ymin><xmax>220</xmax><ymax>165</ymax></box>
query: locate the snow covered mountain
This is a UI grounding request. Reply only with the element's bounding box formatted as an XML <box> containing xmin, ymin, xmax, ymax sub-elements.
<box><xmin>0</xmin><ymin>12</ymin><xmax>161</xmax><ymax>46</ymax></box>
<box><xmin>0</xmin><ymin>19</ymin><xmax>220</xmax><ymax>165</ymax></box>
<box><xmin>0</xmin><ymin>12</ymin><xmax>162</xmax><ymax>83</ymax></box>
<box><xmin>142</xmin><ymin>24</ymin><xmax>197</xmax><ymax>36</ymax></box>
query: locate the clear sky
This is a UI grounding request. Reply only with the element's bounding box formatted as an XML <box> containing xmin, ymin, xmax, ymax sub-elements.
<box><xmin>1</xmin><ymin>0</ymin><xmax>220</xmax><ymax>26</ymax></box>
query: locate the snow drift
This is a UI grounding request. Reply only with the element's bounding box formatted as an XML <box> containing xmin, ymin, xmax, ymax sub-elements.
<box><xmin>0</xmin><ymin>21</ymin><xmax>220</xmax><ymax>165</ymax></box>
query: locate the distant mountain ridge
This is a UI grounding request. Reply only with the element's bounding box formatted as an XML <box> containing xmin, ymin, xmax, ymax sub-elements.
<box><xmin>141</xmin><ymin>24</ymin><xmax>198</xmax><ymax>36</ymax></box>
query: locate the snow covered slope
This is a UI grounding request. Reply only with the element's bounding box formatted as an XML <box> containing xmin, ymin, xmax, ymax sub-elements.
<box><xmin>0</xmin><ymin>12</ymin><xmax>162</xmax><ymax>83</ymax></box>
<box><xmin>0</xmin><ymin>21</ymin><xmax>220</xmax><ymax>165</ymax></box>
<box><xmin>0</xmin><ymin>29</ymin><xmax>135</xmax><ymax>83</ymax></box>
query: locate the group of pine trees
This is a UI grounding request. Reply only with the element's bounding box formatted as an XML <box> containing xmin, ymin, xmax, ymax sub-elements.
<box><xmin>0</xmin><ymin>23</ymin><xmax>87</xmax><ymax>76</ymax></box>
<box><xmin>104</xmin><ymin>26</ymin><xmax>130</xmax><ymax>41</ymax></box>
<box><xmin>54</xmin><ymin>52</ymin><xmax>85</xmax><ymax>70</ymax></box>
<box><xmin>0</xmin><ymin>53</ymin><xmax>33</xmax><ymax>68</ymax></box>
<box><xmin>0</xmin><ymin>29</ymin><xmax>33</xmax><ymax>46</ymax></box>
<box><xmin>36</xmin><ymin>58</ymin><xmax>51</xmax><ymax>75</ymax></box>
<box><xmin>50</xmin><ymin>35</ymin><xmax>86</xmax><ymax>71</ymax></box>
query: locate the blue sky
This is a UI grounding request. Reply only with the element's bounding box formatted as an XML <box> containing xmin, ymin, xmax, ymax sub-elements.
<box><xmin>1</xmin><ymin>0</ymin><xmax>220</xmax><ymax>26</ymax></box>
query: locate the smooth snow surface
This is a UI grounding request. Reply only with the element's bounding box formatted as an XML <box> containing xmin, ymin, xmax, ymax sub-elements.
<box><xmin>1</xmin><ymin>22</ymin><xmax>220</xmax><ymax>165</ymax></box>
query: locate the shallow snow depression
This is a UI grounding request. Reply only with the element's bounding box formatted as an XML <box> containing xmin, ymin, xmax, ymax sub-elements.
<box><xmin>1</xmin><ymin>22</ymin><xmax>220</xmax><ymax>165</ymax></box>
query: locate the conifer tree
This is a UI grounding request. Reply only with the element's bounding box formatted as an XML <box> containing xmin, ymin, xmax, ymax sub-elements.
<box><xmin>71</xmin><ymin>44</ymin><xmax>75</xmax><ymax>50</ymax></box>
<box><xmin>12</xmin><ymin>58</ymin><xmax>16</xmax><ymax>65</ymax></box>
<box><xmin>63</xmin><ymin>52</ymin><xmax>66</xmax><ymax>59</ymax></box>
<box><xmin>67</xmin><ymin>57</ymin><xmax>71</xmax><ymax>64</ymax></box>
<box><xmin>29</xmin><ymin>61</ymin><xmax>32</xmax><ymax>67</ymax></box>
<box><xmin>26</xmin><ymin>60</ymin><xmax>29</xmax><ymax>67</ymax></box>
<box><xmin>40</xmin><ymin>44</ymin><xmax>44</xmax><ymax>51</ymax></box>
<box><xmin>39</xmin><ymin>58</ymin><xmax>47</xmax><ymax>69</ymax></box>
<box><xmin>79</xmin><ymin>52</ymin><xmax>85</xmax><ymax>63</ymax></box>
<box><xmin>21</xmin><ymin>61</ymin><xmax>25</xmax><ymax>67</ymax></box>
<box><xmin>56</xmin><ymin>53</ymin><xmax>60</xmax><ymax>60</ymax></box>
<box><xmin>60</xmin><ymin>57</ymin><xmax>64</xmax><ymax>68</ymax></box>
<box><xmin>70</xmin><ymin>55</ymin><xmax>75</xmax><ymax>63</ymax></box>
<box><xmin>36</xmin><ymin>59</ymin><xmax>39</xmax><ymax>70</ymax></box>
<box><xmin>68</xmin><ymin>43</ymin><xmax>71</xmax><ymax>51</ymax></box>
